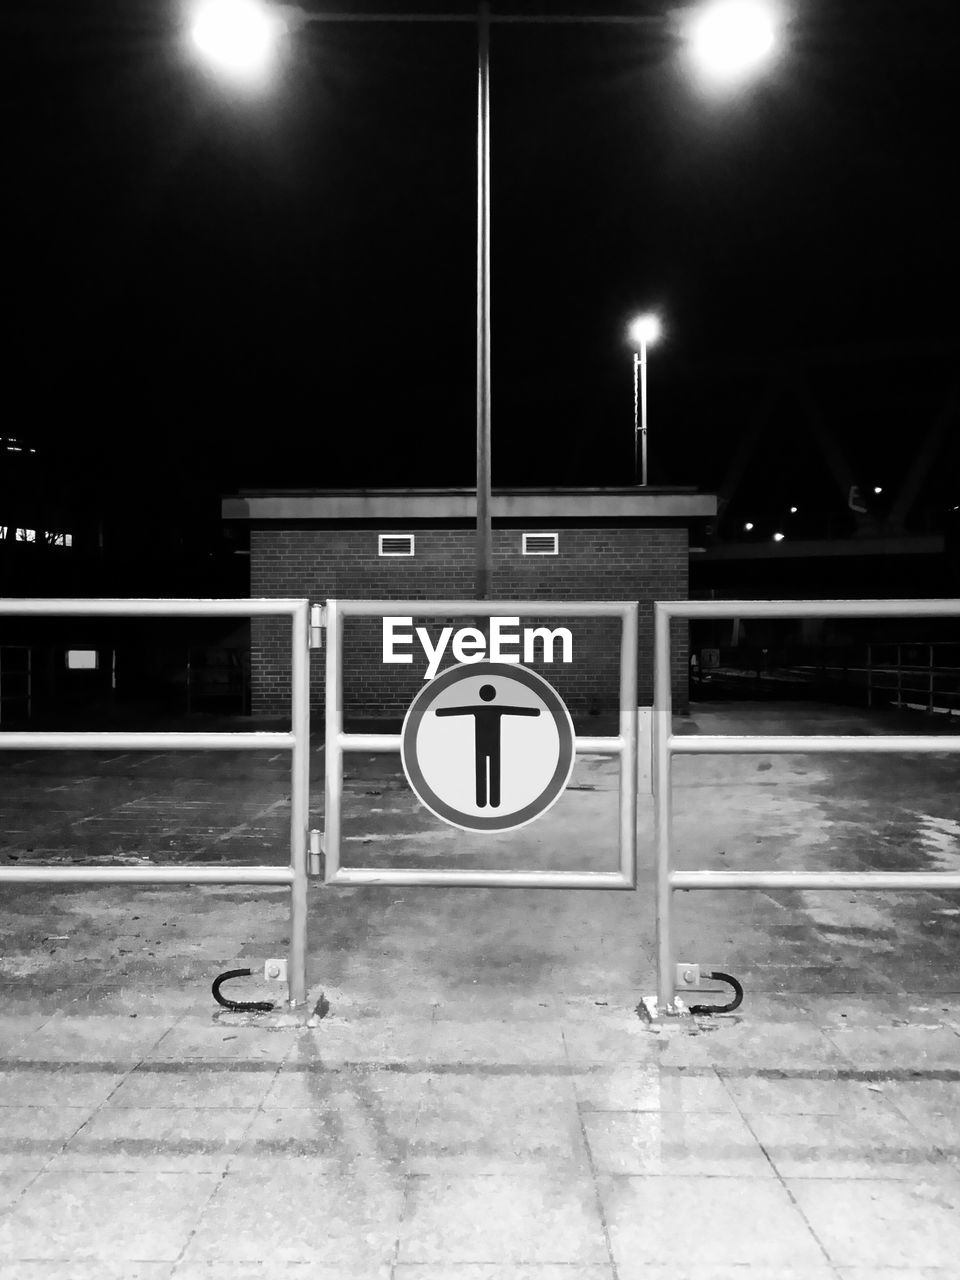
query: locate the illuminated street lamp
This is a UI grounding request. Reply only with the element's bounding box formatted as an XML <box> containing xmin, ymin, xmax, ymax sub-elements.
<box><xmin>628</xmin><ymin>313</ymin><xmax>662</xmax><ymax>487</ymax></box>
<box><xmin>189</xmin><ymin>0</ymin><xmax>285</xmax><ymax>86</ymax></box>
<box><xmin>685</xmin><ymin>0</ymin><xmax>780</xmax><ymax>88</ymax></box>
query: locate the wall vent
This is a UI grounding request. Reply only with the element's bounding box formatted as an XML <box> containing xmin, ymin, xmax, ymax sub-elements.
<box><xmin>378</xmin><ymin>534</ymin><xmax>415</xmax><ymax>557</ymax></box>
<box><xmin>522</xmin><ymin>533</ymin><xmax>558</xmax><ymax>556</ymax></box>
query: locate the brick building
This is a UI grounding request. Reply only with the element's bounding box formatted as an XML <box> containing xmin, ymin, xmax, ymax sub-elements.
<box><xmin>222</xmin><ymin>487</ymin><xmax>715</xmax><ymax>724</ymax></box>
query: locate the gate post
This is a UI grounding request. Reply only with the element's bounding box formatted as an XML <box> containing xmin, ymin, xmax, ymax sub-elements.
<box><xmin>619</xmin><ymin>603</ymin><xmax>639</xmax><ymax>885</ymax></box>
<box><xmin>323</xmin><ymin>599</ymin><xmax>343</xmax><ymax>881</ymax></box>
<box><xmin>289</xmin><ymin>599</ymin><xmax>311</xmax><ymax>1006</ymax></box>
<box><xmin>653</xmin><ymin>603</ymin><xmax>675</xmax><ymax>1011</ymax></box>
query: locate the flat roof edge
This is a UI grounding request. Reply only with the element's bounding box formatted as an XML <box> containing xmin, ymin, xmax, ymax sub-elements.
<box><xmin>223</xmin><ymin>490</ymin><xmax>717</xmax><ymax>520</ymax></box>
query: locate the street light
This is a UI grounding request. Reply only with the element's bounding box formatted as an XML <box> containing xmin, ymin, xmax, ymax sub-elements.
<box><xmin>189</xmin><ymin>0</ymin><xmax>285</xmax><ymax>86</ymax></box>
<box><xmin>628</xmin><ymin>312</ymin><xmax>662</xmax><ymax>487</ymax></box>
<box><xmin>685</xmin><ymin>0</ymin><xmax>780</xmax><ymax>88</ymax></box>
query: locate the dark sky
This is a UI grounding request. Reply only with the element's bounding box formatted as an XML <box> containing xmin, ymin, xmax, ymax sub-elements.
<box><xmin>4</xmin><ymin>0</ymin><xmax>959</xmax><ymax>505</ymax></box>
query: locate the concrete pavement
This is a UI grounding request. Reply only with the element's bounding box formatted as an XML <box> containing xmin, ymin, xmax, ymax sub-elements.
<box><xmin>1</xmin><ymin>700</ymin><xmax>959</xmax><ymax>1276</ymax></box>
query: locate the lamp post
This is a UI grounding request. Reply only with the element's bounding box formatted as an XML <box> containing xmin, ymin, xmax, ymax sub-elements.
<box><xmin>628</xmin><ymin>313</ymin><xmax>662</xmax><ymax>487</ymax></box>
<box><xmin>187</xmin><ymin>0</ymin><xmax>781</xmax><ymax>588</ymax></box>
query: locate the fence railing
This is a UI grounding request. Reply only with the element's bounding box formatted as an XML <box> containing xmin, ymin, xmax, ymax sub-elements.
<box><xmin>0</xmin><ymin>599</ymin><xmax>310</xmax><ymax>1006</ymax></box>
<box><xmin>867</xmin><ymin>641</ymin><xmax>960</xmax><ymax>715</ymax></box>
<box><xmin>655</xmin><ymin>598</ymin><xmax>960</xmax><ymax>1014</ymax></box>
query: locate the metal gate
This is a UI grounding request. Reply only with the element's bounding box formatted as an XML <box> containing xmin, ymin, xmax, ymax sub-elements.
<box><xmin>0</xmin><ymin>599</ymin><xmax>311</xmax><ymax>1006</ymax></box>
<box><xmin>319</xmin><ymin>599</ymin><xmax>639</xmax><ymax>889</ymax></box>
<box><xmin>653</xmin><ymin>598</ymin><xmax>960</xmax><ymax>1014</ymax></box>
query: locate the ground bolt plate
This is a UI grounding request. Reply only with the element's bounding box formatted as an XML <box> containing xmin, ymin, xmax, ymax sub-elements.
<box><xmin>676</xmin><ymin>962</ymin><xmax>701</xmax><ymax>988</ymax></box>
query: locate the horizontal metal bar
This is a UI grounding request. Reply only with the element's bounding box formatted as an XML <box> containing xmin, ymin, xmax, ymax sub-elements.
<box><xmin>328</xmin><ymin>868</ymin><xmax>634</xmax><ymax>889</ymax></box>
<box><xmin>296</xmin><ymin>11</ymin><xmax>660</xmax><ymax>25</ymax></box>
<box><xmin>658</xmin><ymin>599</ymin><xmax>960</xmax><ymax>621</ymax></box>
<box><xmin>669</xmin><ymin>734</ymin><xmax>960</xmax><ymax>755</ymax></box>
<box><xmin>340</xmin><ymin>732</ymin><xmax>624</xmax><ymax>756</ymax></box>
<box><xmin>576</xmin><ymin>736</ymin><xmax>623</xmax><ymax>755</ymax></box>
<box><xmin>0</xmin><ymin>865</ymin><xmax>295</xmax><ymax>885</ymax></box>
<box><xmin>336</xmin><ymin>599</ymin><xmax>632</xmax><ymax>618</ymax></box>
<box><xmin>0</xmin><ymin>598</ymin><xmax>306</xmax><ymax>617</ymax></box>
<box><xmin>341</xmin><ymin>733</ymin><xmax>400</xmax><ymax>753</ymax></box>
<box><xmin>672</xmin><ymin>871</ymin><xmax>960</xmax><ymax>891</ymax></box>
<box><xmin>0</xmin><ymin>732</ymin><xmax>295</xmax><ymax>752</ymax></box>
<box><xmin>297</xmin><ymin>10</ymin><xmax>475</xmax><ymax>21</ymax></box>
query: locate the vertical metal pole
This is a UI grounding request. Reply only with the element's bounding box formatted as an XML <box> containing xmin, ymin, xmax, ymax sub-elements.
<box><xmin>476</xmin><ymin>0</ymin><xmax>493</xmax><ymax>605</ymax></box>
<box><xmin>618</xmin><ymin>603</ymin><xmax>639</xmax><ymax>886</ymax></box>
<box><xmin>640</xmin><ymin>338</ymin><xmax>648</xmax><ymax>487</ymax></box>
<box><xmin>632</xmin><ymin>351</ymin><xmax>639</xmax><ymax>483</ymax></box>
<box><xmin>288</xmin><ymin>600</ymin><xmax>310</xmax><ymax>1007</ymax></box>
<box><xmin>323</xmin><ymin>599</ymin><xmax>343</xmax><ymax>881</ymax></box>
<box><xmin>654</xmin><ymin>603</ymin><xmax>675</xmax><ymax>1011</ymax></box>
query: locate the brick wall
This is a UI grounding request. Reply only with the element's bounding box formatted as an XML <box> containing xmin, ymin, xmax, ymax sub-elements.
<box><xmin>250</xmin><ymin>525</ymin><xmax>689</xmax><ymax>722</ymax></box>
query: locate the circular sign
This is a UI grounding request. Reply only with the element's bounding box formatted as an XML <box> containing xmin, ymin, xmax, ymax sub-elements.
<box><xmin>400</xmin><ymin>661</ymin><xmax>576</xmax><ymax>833</ymax></box>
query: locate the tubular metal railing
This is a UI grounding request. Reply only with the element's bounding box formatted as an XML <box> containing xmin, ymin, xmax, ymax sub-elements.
<box><xmin>655</xmin><ymin>598</ymin><xmax>960</xmax><ymax>1014</ymax></box>
<box><xmin>0</xmin><ymin>599</ymin><xmax>311</xmax><ymax>1006</ymax></box>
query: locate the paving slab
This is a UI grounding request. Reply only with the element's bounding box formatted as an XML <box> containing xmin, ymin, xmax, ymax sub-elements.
<box><xmin>786</xmin><ymin>1177</ymin><xmax>960</xmax><ymax>1269</ymax></box>
<box><xmin>0</xmin><ymin>1169</ymin><xmax>220</xmax><ymax>1263</ymax></box>
<box><xmin>599</xmin><ymin>1174</ymin><xmax>829</xmax><ymax>1271</ymax></box>
<box><xmin>396</xmin><ymin>1171</ymin><xmax>610</xmax><ymax>1266</ymax></box>
<box><xmin>180</xmin><ymin>1167</ymin><xmax>405</xmax><ymax>1266</ymax></box>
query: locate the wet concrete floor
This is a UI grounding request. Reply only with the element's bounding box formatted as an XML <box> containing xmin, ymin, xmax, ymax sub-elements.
<box><xmin>1</xmin><ymin>699</ymin><xmax>959</xmax><ymax>1276</ymax></box>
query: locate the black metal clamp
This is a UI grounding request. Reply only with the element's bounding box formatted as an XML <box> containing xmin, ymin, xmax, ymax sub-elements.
<box><xmin>212</xmin><ymin>968</ymin><xmax>275</xmax><ymax>1013</ymax></box>
<box><xmin>688</xmin><ymin>970</ymin><xmax>744</xmax><ymax>1015</ymax></box>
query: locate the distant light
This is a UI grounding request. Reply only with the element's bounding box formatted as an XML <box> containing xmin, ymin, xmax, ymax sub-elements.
<box><xmin>744</xmin><ymin>522</ymin><xmax>754</xmax><ymax>532</ymax></box>
<box><xmin>686</xmin><ymin>0</ymin><xmax>780</xmax><ymax>86</ymax></box>
<box><xmin>772</xmin><ymin>531</ymin><xmax>785</xmax><ymax>542</ymax></box>
<box><xmin>789</xmin><ymin>506</ymin><xmax>798</xmax><ymax>514</ymax></box>
<box><xmin>189</xmin><ymin>0</ymin><xmax>285</xmax><ymax>84</ymax></box>
<box><xmin>628</xmin><ymin>313</ymin><xmax>663</xmax><ymax>347</ymax></box>
<box><xmin>873</xmin><ymin>486</ymin><xmax>883</xmax><ymax>495</ymax></box>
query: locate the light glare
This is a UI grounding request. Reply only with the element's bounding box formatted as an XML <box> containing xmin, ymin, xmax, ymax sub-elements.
<box><xmin>628</xmin><ymin>313</ymin><xmax>663</xmax><ymax>347</ymax></box>
<box><xmin>773</xmin><ymin>531</ymin><xmax>785</xmax><ymax>542</ymax></box>
<box><xmin>190</xmin><ymin>0</ymin><xmax>283</xmax><ymax>83</ymax></box>
<box><xmin>744</xmin><ymin>521</ymin><xmax>754</xmax><ymax>531</ymax></box>
<box><xmin>688</xmin><ymin>1</ymin><xmax>779</xmax><ymax>85</ymax></box>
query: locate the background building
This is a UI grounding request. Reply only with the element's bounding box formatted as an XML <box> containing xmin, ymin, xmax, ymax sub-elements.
<box><xmin>223</xmin><ymin>486</ymin><xmax>715</xmax><ymax>725</ymax></box>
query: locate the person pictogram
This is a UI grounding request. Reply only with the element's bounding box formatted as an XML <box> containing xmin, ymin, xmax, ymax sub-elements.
<box><xmin>435</xmin><ymin>682</ymin><xmax>541</xmax><ymax>807</ymax></box>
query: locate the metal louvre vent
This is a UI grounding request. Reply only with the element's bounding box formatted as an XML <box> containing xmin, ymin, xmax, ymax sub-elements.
<box><xmin>522</xmin><ymin>533</ymin><xmax>558</xmax><ymax>556</ymax></box>
<box><xmin>378</xmin><ymin>534</ymin><xmax>415</xmax><ymax>557</ymax></box>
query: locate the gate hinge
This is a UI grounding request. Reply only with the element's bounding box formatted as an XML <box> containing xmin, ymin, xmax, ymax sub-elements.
<box><xmin>309</xmin><ymin>604</ymin><xmax>326</xmax><ymax>649</ymax></box>
<box><xmin>309</xmin><ymin>828</ymin><xmax>324</xmax><ymax>877</ymax></box>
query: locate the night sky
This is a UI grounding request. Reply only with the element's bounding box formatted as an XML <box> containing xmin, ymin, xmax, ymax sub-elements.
<box><xmin>4</xmin><ymin>0</ymin><xmax>959</xmax><ymax>513</ymax></box>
